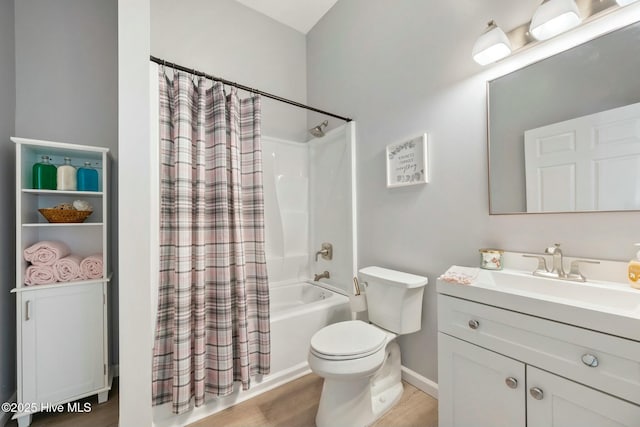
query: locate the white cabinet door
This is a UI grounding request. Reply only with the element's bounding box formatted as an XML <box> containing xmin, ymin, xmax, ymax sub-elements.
<box><xmin>527</xmin><ymin>366</ymin><xmax>640</xmax><ymax>427</ymax></box>
<box><xmin>21</xmin><ymin>283</ymin><xmax>106</xmax><ymax>404</ymax></box>
<box><xmin>438</xmin><ymin>333</ymin><xmax>525</xmax><ymax>427</ymax></box>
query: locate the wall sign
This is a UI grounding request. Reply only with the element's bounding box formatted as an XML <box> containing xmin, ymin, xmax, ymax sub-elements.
<box><xmin>386</xmin><ymin>133</ymin><xmax>428</xmax><ymax>188</ymax></box>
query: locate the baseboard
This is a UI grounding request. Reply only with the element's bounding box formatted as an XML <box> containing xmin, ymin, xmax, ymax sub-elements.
<box><xmin>401</xmin><ymin>365</ymin><xmax>438</xmax><ymax>399</ymax></box>
<box><xmin>1</xmin><ymin>391</ymin><xmax>16</xmax><ymax>427</ymax></box>
<box><xmin>112</xmin><ymin>364</ymin><xmax>119</xmax><ymax>378</ymax></box>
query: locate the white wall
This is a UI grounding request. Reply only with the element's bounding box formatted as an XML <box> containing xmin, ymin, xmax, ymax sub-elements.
<box><xmin>310</xmin><ymin>123</ymin><xmax>357</xmax><ymax>294</ymax></box>
<box><xmin>118</xmin><ymin>0</ymin><xmax>154</xmax><ymax>425</ymax></box>
<box><xmin>151</xmin><ymin>0</ymin><xmax>308</xmax><ymax>142</ymax></box>
<box><xmin>0</xmin><ymin>0</ymin><xmax>16</xmax><ymax>415</ymax></box>
<box><xmin>13</xmin><ymin>0</ymin><xmax>119</xmax><ymax>364</ymax></box>
<box><xmin>307</xmin><ymin>0</ymin><xmax>640</xmax><ymax>383</ymax></box>
<box><xmin>262</xmin><ymin>138</ymin><xmax>311</xmax><ymax>283</ymax></box>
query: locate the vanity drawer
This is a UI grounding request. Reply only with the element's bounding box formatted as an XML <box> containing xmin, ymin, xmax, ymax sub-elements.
<box><xmin>438</xmin><ymin>294</ymin><xmax>640</xmax><ymax>405</ymax></box>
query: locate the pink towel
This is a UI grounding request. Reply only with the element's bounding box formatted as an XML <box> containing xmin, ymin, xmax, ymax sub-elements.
<box><xmin>24</xmin><ymin>240</ymin><xmax>71</xmax><ymax>266</ymax></box>
<box><xmin>24</xmin><ymin>265</ymin><xmax>56</xmax><ymax>286</ymax></box>
<box><xmin>52</xmin><ymin>255</ymin><xmax>83</xmax><ymax>282</ymax></box>
<box><xmin>80</xmin><ymin>254</ymin><xmax>104</xmax><ymax>280</ymax></box>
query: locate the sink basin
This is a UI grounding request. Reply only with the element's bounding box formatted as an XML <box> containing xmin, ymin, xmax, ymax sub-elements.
<box><xmin>479</xmin><ymin>269</ymin><xmax>640</xmax><ymax>316</ymax></box>
<box><xmin>438</xmin><ymin>267</ymin><xmax>640</xmax><ymax>341</ymax></box>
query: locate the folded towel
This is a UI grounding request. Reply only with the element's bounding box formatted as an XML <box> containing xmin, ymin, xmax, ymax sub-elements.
<box><xmin>24</xmin><ymin>265</ymin><xmax>56</xmax><ymax>286</ymax></box>
<box><xmin>24</xmin><ymin>240</ymin><xmax>71</xmax><ymax>266</ymax></box>
<box><xmin>438</xmin><ymin>265</ymin><xmax>480</xmax><ymax>285</ymax></box>
<box><xmin>52</xmin><ymin>255</ymin><xmax>83</xmax><ymax>282</ymax></box>
<box><xmin>80</xmin><ymin>254</ymin><xmax>104</xmax><ymax>280</ymax></box>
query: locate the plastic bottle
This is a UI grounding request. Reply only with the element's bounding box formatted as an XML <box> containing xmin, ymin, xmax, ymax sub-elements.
<box><xmin>57</xmin><ymin>157</ymin><xmax>77</xmax><ymax>191</ymax></box>
<box><xmin>77</xmin><ymin>162</ymin><xmax>99</xmax><ymax>192</ymax></box>
<box><xmin>627</xmin><ymin>243</ymin><xmax>640</xmax><ymax>290</ymax></box>
<box><xmin>32</xmin><ymin>155</ymin><xmax>57</xmax><ymax>190</ymax></box>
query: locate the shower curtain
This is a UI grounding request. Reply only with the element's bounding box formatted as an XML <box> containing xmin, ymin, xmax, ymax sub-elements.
<box><xmin>152</xmin><ymin>70</ymin><xmax>270</xmax><ymax>414</ymax></box>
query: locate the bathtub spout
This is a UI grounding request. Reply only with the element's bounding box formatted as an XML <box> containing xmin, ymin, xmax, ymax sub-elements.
<box><xmin>314</xmin><ymin>271</ymin><xmax>330</xmax><ymax>281</ymax></box>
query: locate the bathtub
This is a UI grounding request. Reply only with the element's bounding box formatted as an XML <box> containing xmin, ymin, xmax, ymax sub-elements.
<box><xmin>154</xmin><ymin>280</ymin><xmax>350</xmax><ymax>427</ymax></box>
<box><xmin>268</xmin><ymin>281</ymin><xmax>351</xmax><ymax>374</ymax></box>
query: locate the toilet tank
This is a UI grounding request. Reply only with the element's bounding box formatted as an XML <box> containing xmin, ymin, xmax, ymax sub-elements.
<box><xmin>359</xmin><ymin>266</ymin><xmax>428</xmax><ymax>334</ymax></box>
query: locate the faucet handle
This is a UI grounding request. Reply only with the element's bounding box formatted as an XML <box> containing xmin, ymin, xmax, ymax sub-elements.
<box><xmin>569</xmin><ymin>259</ymin><xmax>600</xmax><ymax>276</ymax></box>
<box><xmin>522</xmin><ymin>254</ymin><xmax>548</xmax><ymax>272</ymax></box>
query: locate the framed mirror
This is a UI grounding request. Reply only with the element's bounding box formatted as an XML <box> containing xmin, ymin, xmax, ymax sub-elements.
<box><xmin>488</xmin><ymin>21</ymin><xmax>640</xmax><ymax>214</ymax></box>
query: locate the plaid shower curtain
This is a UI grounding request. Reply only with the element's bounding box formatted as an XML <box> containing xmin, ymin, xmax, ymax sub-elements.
<box><xmin>152</xmin><ymin>71</ymin><xmax>270</xmax><ymax>414</ymax></box>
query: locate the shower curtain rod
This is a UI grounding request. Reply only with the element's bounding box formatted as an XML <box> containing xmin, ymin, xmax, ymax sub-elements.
<box><xmin>150</xmin><ymin>55</ymin><xmax>352</xmax><ymax>122</ymax></box>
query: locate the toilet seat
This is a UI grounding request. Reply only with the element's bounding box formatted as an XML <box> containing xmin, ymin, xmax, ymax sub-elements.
<box><xmin>310</xmin><ymin>320</ymin><xmax>387</xmax><ymax>361</ymax></box>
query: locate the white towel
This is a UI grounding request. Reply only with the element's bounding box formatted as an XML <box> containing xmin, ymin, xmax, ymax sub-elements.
<box><xmin>438</xmin><ymin>265</ymin><xmax>479</xmax><ymax>285</ymax></box>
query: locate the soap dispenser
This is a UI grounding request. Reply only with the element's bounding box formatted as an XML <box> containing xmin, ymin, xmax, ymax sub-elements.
<box><xmin>628</xmin><ymin>243</ymin><xmax>640</xmax><ymax>289</ymax></box>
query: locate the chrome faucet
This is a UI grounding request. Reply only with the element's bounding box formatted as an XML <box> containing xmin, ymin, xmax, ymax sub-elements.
<box><xmin>314</xmin><ymin>271</ymin><xmax>330</xmax><ymax>281</ymax></box>
<box><xmin>523</xmin><ymin>243</ymin><xmax>599</xmax><ymax>282</ymax></box>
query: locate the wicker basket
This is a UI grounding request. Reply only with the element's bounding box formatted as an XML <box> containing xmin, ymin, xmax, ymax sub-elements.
<box><xmin>38</xmin><ymin>208</ymin><xmax>93</xmax><ymax>223</ymax></box>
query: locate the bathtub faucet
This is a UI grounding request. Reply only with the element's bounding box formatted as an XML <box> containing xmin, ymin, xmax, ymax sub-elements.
<box><xmin>314</xmin><ymin>271</ymin><xmax>330</xmax><ymax>281</ymax></box>
<box><xmin>315</xmin><ymin>242</ymin><xmax>333</xmax><ymax>261</ymax></box>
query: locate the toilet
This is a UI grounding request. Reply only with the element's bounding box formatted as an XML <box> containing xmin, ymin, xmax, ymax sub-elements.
<box><xmin>308</xmin><ymin>266</ymin><xmax>428</xmax><ymax>427</ymax></box>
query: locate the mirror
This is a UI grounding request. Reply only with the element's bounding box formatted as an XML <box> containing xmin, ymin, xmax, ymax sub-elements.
<box><xmin>488</xmin><ymin>21</ymin><xmax>640</xmax><ymax>214</ymax></box>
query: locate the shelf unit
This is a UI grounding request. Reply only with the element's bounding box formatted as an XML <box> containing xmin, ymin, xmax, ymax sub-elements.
<box><xmin>11</xmin><ymin>137</ymin><xmax>112</xmax><ymax>427</ymax></box>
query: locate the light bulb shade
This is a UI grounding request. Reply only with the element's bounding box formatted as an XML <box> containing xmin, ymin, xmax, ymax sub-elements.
<box><xmin>616</xmin><ymin>0</ymin><xmax>638</xmax><ymax>5</ymax></box>
<box><xmin>530</xmin><ymin>0</ymin><xmax>581</xmax><ymax>40</ymax></box>
<box><xmin>472</xmin><ymin>22</ymin><xmax>512</xmax><ymax>65</ymax></box>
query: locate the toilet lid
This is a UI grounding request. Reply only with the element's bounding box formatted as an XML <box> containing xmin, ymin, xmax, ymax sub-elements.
<box><xmin>310</xmin><ymin>320</ymin><xmax>387</xmax><ymax>360</ymax></box>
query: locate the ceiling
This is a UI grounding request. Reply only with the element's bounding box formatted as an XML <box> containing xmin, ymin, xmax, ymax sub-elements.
<box><xmin>234</xmin><ymin>0</ymin><xmax>339</xmax><ymax>34</ymax></box>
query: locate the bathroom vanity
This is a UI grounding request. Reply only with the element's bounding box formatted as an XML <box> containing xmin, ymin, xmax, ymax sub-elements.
<box><xmin>437</xmin><ymin>259</ymin><xmax>640</xmax><ymax>427</ymax></box>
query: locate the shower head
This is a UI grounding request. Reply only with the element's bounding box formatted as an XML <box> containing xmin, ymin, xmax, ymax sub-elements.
<box><xmin>309</xmin><ymin>120</ymin><xmax>328</xmax><ymax>138</ymax></box>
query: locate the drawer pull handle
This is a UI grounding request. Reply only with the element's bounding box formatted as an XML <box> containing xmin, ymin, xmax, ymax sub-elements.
<box><xmin>505</xmin><ymin>377</ymin><xmax>518</xmax><ymax>389</ymax></box>
<box><xmin>581</xmin><ymin>353</ymin><xmax>599</xmax><ymax>367</ymax></box>
<box><xmin>530</xmin><ymin>387</ymin><xmax>544</xmax><ymax>400</ymax></box>
<box><xmin>468</xmin><ymin>320</ymin><xmax>480</xmax><ymax>329</ymax></box>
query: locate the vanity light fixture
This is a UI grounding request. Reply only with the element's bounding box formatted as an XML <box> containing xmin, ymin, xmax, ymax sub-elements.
<box><xmin>472</xmin><ymin>20</ymin><xmax>513</xmax><ymax>65</ymax></box>
<box><xmin>530</xmin><ymin>0</ymin><xmax>582</xmax><ymax>40</ymax></box>
<box><xmin>616</xmin><ymin>0</ymin><xmax>638</xmax><ymax>5</ymax></box>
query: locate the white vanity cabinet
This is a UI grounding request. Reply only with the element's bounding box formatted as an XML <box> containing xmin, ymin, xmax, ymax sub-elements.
<box><xmin>11</xmin><ymin>137</ymin><xmax>111</xmax><ymax>427</ymax></box>
<box><xmin>438</xmin><ymin>293</ymin><xmax>640</xmax><ymax>427</ymax></box>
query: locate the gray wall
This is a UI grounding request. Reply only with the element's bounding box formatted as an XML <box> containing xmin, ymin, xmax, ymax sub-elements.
<box><xmin>14</xmin><ymin>0</ymin><xmax>119</xmax><ymax>363</ymax></box>
<box><xmin>307</xmin><ymin>0</ymin><xmax>640</xmax><ymax>383</ymax></box>
<box><xmin>0</xmin><ymin>0</ymin><xmax>16</xmax><ymax>410</ymax></box>
<box><xmin>151</xmin><ymin>0</ymin><xmax>308</xmax><ymax>142</ymax></box>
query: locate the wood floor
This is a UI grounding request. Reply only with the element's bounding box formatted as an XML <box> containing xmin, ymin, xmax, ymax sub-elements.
<box><xmin>3</xmin><ymin>375</ymin><xmax>438</xmax><ymax>427</ymax></box>
<box><xmin>189</xmin><ymin>374</ymin><xmax>438</xmax><ymax>427</ymax></box>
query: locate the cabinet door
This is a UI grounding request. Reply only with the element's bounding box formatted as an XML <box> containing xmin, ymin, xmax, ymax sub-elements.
<box><xmin>527</xmin><ymin>366</ymin><xmax>640</xmax><ymax>427</ymax></box>
<box><xmin>21</xmin><ymin>283</ymin><xmax>105</xmax><ymax>404</ymax></box>
<box><xmin>438</xmin><ymin>333</ymin><xmax>525</xmax><ymax>427</ymax></box>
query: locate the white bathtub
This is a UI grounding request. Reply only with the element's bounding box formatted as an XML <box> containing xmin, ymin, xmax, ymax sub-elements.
<box><xmin>154</xmin><ymin>280</ymin><xmax>350</xmax><ymax>427</ymax></box>
<box><xmin>269</xmin><ymin>281</ymin><xmax>351</xmax><ymax>374</ymax></box>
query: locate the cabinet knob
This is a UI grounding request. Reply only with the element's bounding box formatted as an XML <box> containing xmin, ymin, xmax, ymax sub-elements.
<box><xmin>529</xmin><ymin>387</ymin><xmax>544</xmax><ymax>400</ymax></box>
<box><xmin>468</xmin><ymin>319</ymin><xmax>480</xmax><ymax>329</ymax></box>
<box><xmin>581</xmin><ymin>353</ymin><xmax>599</xmax><ymax>367</ymax></box>
<box><xmin>505</xmin><ymin>377</ymin><xmax>518</xmax><ymax>389</ymax></box>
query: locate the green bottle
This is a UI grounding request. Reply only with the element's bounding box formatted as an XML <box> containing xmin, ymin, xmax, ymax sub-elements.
<box><xmin>32</xmin><ymin>155</ymin><xmax>57</xmax><ymax>190</ymax></box>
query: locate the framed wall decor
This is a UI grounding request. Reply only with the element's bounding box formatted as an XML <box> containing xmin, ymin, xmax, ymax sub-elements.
<box><xmin>386</xmin><ymin>133</ymin><xmax>429</xmax><ymax>188</ymax></box>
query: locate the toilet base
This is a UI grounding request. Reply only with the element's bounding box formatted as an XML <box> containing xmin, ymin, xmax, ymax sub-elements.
<box><xmin>315</xmin><ymin>341</ymin><xmax>403</xmax><ymax>427</ymax></box>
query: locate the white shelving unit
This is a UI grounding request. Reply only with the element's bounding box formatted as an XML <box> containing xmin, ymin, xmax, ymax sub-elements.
<box><xmin>11</xmin><ymin>137</ymin><xmax>112</xmax><ymax>427</ymax></box>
